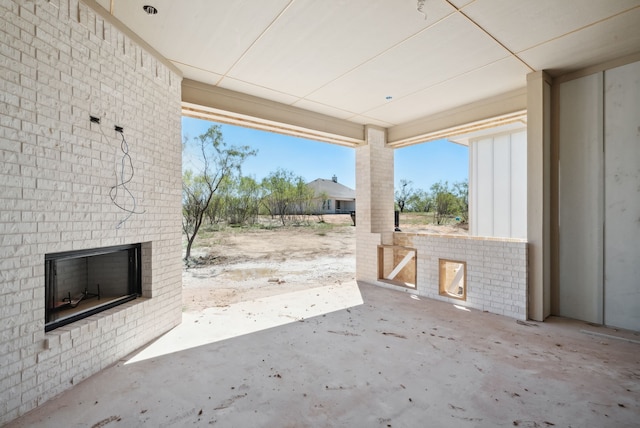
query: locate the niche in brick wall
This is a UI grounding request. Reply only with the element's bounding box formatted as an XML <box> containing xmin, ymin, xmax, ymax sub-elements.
<box><xmin>377</xmin><ymin>245</ymin><xmax>417</xmax><ymax>289</ymax></box>
<box><xmin>439</xmin><ymin>259</ymin><xmax>466</xmax><ymax>300</ymax></box>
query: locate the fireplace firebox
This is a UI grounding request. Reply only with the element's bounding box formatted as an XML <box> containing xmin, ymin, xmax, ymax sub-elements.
<box><xmin>45</xmin><ymin>244</ymin><xmax>142</xmax><ymax>332</ymax></box>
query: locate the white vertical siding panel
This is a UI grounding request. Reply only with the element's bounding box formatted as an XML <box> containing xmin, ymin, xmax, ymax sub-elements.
<box><xmin>510</xmin><ymin>131</ymin><xmax>528</xmax><ymax>239</ymax></box>
<box><xmin>558</xmin><ymin>73</ymin><xmax>604</xmax><ymax>324</ymax></box>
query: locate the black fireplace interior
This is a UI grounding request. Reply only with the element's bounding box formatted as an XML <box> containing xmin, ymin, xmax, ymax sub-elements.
<box><xmin>45</xmin><ymin>243</ymin><xmax>141</xmax><ymax>332</ymax></box>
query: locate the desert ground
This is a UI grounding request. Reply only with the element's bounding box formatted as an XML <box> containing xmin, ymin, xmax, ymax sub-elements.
<box><xmin>182</xmin><ymin>213</ymin><xmax>467</xmax><ymax>311</ymax></box>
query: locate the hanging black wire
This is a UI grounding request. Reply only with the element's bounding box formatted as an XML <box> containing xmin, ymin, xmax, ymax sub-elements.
<box><xmin>101</xmin><ymin>126</ymin><xmax>145</xmax><ymax>229</ymax></box>
<box><xmin>417</xmin><ymin>0</ymin><xmax>427</xmax><ymax>19</ymax></box>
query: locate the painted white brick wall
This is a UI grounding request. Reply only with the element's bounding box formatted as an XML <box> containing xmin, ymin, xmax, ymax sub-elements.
<box><xmin>353</xmin><ymin>125</ymin><xmax>527</xmax><ymax>320</ymax></box>
<box><xmin>394</xmin><ymin>233</ymin><xmax>528</xmax><ymax>320</ymax></box>
<box><xmin>0</xmin><ymin>0</ymin><xmax>182</xmax><ymax>423</ymax></box>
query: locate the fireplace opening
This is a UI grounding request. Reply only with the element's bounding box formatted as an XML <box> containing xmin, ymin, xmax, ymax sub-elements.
<box><xmin>45</xmin><ymin>243</ymin><xmax>142</xmax><ymax>332</ymax></box>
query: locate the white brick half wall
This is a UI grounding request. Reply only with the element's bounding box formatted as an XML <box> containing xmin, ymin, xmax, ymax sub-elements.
<box><xmin>0</xmin><ymin>0</ymin><xmax>183</xmax><ymax>423</ymax></box>
<box><xmin>393</xmin><ymin>233</ymin><xmax>528</xmax><ymax>320</ymax></box>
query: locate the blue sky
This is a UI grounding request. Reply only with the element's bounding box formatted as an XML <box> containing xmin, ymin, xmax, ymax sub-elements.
<box><xmin>182</xmin><ymin>116</ymin><xmax>468</xmax><ymax>192</ymax></box>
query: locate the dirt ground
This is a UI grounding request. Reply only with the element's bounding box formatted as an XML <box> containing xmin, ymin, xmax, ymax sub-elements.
<box><xmin>182</xmin><ymin>214</ymin><xmax>467</xmax><ymax>311</ymax></box>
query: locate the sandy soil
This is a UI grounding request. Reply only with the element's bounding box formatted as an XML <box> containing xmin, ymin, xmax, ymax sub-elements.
<box><xmin>182</xmin><ymin>214</ymin><xmax>467</xmax><ymax>311</ymax></box>
<box><xmin>182</xmin><ymin>215</ymin><xmax>356</xmax><ymax>311</ymax></box>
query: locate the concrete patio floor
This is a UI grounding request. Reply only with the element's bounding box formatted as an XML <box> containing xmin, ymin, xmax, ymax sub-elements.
<box><xmin>9</xmin><ymin>282</ymin><xmax>640</xmax><ymax>427</ymax></box>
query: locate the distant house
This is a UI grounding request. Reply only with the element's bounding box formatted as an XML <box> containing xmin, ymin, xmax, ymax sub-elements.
<box><xmin>307</xmin><ymin>176</ymin><xmax>356</xmax><ymax>214</ymax></box>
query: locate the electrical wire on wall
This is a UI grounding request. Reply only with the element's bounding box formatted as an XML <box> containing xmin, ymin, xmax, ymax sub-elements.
<box><xmin>97</xmin><ymin>120</ymin><xmax>145</xmax><ymax>229</ymax></box>
<box><xmin>417</xmin><ymin>0</ymin><xmax>427</xmax><ymax>19</ymax></box>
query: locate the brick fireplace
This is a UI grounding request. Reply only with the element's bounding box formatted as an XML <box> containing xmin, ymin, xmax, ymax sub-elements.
<box><xmin>0</xmin><ymin>0</ymin><xmax>183</xmax><ymax>423</ymax></box>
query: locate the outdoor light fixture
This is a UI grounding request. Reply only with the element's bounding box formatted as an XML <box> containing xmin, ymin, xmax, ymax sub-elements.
<box><xmin>143</xmin><ymin>5</ymin><xmax>158</xmax><ymax>15</ymax></box>
<box><xmin>417</xmin><ymin>0</ymin><xmax>427</xmax><ymax>19</ymax></box>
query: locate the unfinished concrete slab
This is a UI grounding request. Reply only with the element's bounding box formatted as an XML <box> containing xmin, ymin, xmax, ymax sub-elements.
<box><xmin>9</xmin><ymin>283</ymin><xmax>639</xmax><ymax>427</ymax></box>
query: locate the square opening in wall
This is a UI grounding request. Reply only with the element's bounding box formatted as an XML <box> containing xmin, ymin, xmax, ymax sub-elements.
<box><xmin>377</xmin><ymin>245</ymin><xmax>417</xmax><ymax>289</ymax></box>
<box><xmin>439</xmin><ymin>259</ymin><xmax>466</xmax><ymax>300</ymax></box>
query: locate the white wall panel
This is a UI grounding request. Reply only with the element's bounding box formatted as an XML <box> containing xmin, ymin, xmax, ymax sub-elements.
<box><xmin>558</xmin><ymin>73</ymin><xmax>604</xmax><ymax>324</ymax></box>
<box><xmin>510</xmin><ymin>131</ymin><xmax>528</xmax><ymax>239</ymax></box>
<box><xmin>604</xmin><ymin>61</ymin><xmax>640</xmax><ymax>331</ymax></box>
<box><xmin>476</xmin><ymin>139</ymin><xmax>495</xmax><ymax>236</ymax></box>
<box><xmin>469</xmin><ymin>141</ymin><xmax>479</xmax><ymax>235</ymax></box>
<box><xmin>493</xmin><ymin>135</ymin><xmax>512</xmax><ymax>237</ymax></box>
<box><xmin>469</xmin><ymin>130</ymin><xmax>527</xmax><ymax>239</ymax></box>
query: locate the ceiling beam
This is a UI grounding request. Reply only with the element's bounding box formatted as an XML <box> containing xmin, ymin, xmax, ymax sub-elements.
<box><xmin>182</xmin><ymin>79</ymin><xmax>365</xmax><ymax>147</ymax></box>
<box><xmin>182</xmin><ymin>82</ymin><xmax>528</xmax><ymax>150</ymax></box>
<box><xmin>387</xmin><ymin>88</ymin><xmax>528</xmax><ymax>147</ymax></box>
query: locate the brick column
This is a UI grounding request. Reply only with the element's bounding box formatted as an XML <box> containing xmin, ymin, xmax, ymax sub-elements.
<box><xmin>355</xmin><ymin>126</ymin><xmax>394</xmax><ymax>283</ymax></box>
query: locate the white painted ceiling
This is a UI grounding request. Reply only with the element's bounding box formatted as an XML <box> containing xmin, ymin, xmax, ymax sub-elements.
<box><xmin>96</xmin><ymin>0</ymin><xmax>640</xmax><ymax>129</ymax></box>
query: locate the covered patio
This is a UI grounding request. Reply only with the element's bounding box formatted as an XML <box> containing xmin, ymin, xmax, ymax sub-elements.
<box><xmin>1</xmin><ymin>0</ymin><xmax>640</xmax><ymax>424</ymax></box>
<box><xmin>9</xmin><ymin>282</ymin><xmax>639</xmax><ymax>427</ymax></box>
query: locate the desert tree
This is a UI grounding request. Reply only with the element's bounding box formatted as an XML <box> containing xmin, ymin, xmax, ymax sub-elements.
<box><xmin>204</xmin><ymin>175</ymin><xmax>233</xmax><ymax>225</ymax></box>
<box><xmin>290</xmin><ymin>175</ymin><xmax>315</xmax><ymax>224</ymax></box>
<box><xmin>394</xmin><ymin>179</ymin><xmax>414</xmax><ymax>213</ymax></box>
<box><xmin>182</xmin><ymin>125</ymin><xmax>256</xmax><ymax>260</ymax></box>
<box><xmin>225</xmin><ymin>176</ymin><xmax>263</xmax><ymax>225</ymax></box>
<box><xmin>406</xmin><ymin>189</ymin><xmax>432</xmax><ymax>213</ymax></box>
<box><xmin>430</xmin><ymin>180</ymin><xmax>460</xmax><ymax>225</ymax></box>
<box><xmin>261</xmin><ymin>168</ymin><xmax>314</xmax><ymax>226</ymax></box>
<box><xmin>261</xmin><ymin>168</ymin><xmax>293</xmax><ymax>223</ymax></box>
<box><xmin>313</xmin><ymin>190</ymin><xmax>330</xmax><ymax>222</ymax></box>
<box><xmin>453</xmin><ymin>180</ymin><xmax>469</xmax><ymax>223</ymax></box>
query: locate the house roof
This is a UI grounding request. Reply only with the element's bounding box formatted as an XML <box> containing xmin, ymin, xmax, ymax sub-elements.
<box><xmin>307</xmin><ymin>179</ymin><xmax>355</xmax><ymax>200</ymax></box>
<box><xmin>96</xmin><ymin>0</ymin><xmax>640</xmax><ymax>146</ymax></box>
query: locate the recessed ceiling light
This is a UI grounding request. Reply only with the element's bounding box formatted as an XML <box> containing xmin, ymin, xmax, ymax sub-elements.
<box><xmin>143</xmin><ymin>5</ymin><xmax>158</xmax><ymax>15</ymax></box>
